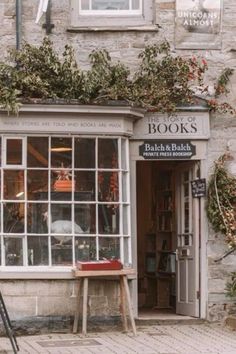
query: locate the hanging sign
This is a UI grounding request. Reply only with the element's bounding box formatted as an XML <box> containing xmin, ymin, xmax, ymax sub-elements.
<box><xmin>139</xmin><ymin>140</ymin><xmax>196</xmax><ymax>160</ymax></box>
<box><xmin>191</xmin><ymin>178</ymin><xmax>207</xmax><ymax>197</ymax></box>
<box><xmin>175</xmin><ymin>0</ymin><xmax>222</xmax><ymax>49</ymax></box>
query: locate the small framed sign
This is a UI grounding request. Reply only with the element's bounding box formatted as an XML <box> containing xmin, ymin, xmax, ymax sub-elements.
<box><xmin>191</xmin><ymin>178</ymin><xmax>206</xmax><ymax>198</ymax></box>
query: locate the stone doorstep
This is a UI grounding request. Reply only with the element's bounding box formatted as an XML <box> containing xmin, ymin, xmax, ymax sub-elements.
<box><xmin>225</xmin><ymin>316</ymin><xmax>236</xmax><ymax>330</ymax></box>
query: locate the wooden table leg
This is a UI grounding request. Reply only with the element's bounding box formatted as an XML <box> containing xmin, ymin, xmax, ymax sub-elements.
<box><xmin>73</xmin><ymin>279</ymin><xmax>81</xmax><ymax>334</ymax></box>
<box><xmin>82</xmin><ymin>277</ymin><xmax>88</xmax><ymax>336</ymax></box>
<box><xmin>122</xmin><ymin>275</ymin><xmax>137</xmax><ymax>336</ymax></box>
<box><xmin>119</xmin><ymin>275</ymin><xmax>128</xmax><ymax>332</ymax></box>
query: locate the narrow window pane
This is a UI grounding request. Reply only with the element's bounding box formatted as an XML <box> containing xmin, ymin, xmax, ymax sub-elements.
<box><xmin>123</xmin><ymin>237</ymin><xmax>130</xmax><ymax>266</ymax></box>
<box><xmin>51</xmin><ymin>237</ymin><xmax>72</xmax><ymax>266</ymax></box>
<box><xmin>4</xmin><ymin>237</ymin><xmax>23</xmax><ymax>266</ymax></box>
<box><xmin>98</xmin><ymin>139</ymin><xmax>118</xmax><ymax>168</ymax></box>
<box><xmin>75</xmin><ymin>204</ymin><xmax>96</xmax><ymax>234</ymax></box>
<box><xmin>98</xmin><ymin>171</ymin><xmax>119</xmax><ymax>202</ymax></box>
<box><xmin>4</xmin><ymin>170</ymin><xmax>25</xmax><ymax>200</ymax></box>
<box><xmin>81</xmin><ymin>0</ymin><xmax>90</xmax><ymax>10</ymax></box>
<box><xmin>123</xmin><ymin>205</ymin><xmax>129</xmax><ymax>235</ymax></box>
<box><xmin>74</xmin><ymin>138</ymin><xmax>95</xmax><ymax>168</ymax></box>
<box><xmin>51</xmin><ymin>204</ymin><xmax>72</xmax><ymax>234</ymax></box>
<box><xmin>51</xmin><ymin>137</ymin><xmax>72</xmax><ymax>168</ymax></box>
<box><xmin>4</xmin><ymin>203</ymin><xmax>24</xmax><ymax>233</ymax></box>
<box><xmin>121</xmin><ymin>138</ymin><xmax>127</xmax><ymax>170</ymax></box>
<box><xmin>99</xmin><ymin>237</ymin><xmax>120</xmax><ymax>259</ymax></box>
<box><xmin>75</xmin><ymin>237</ymin><xmax>96</xmax><ymax>261</ymax></box>
<box><xmin>98</xmin><ymin>204</ymin><xmax>119</xmax><ymax>234</ymax></box>
<box><xmin>132</xmin><ymin>0</ymin><xmax>140</xmax><ymax>10</ymax></box>
<box><xmin>27</xmin><ymin>137</ymin><xmax>48</xmax><ymax>168</ymax></box>
<box><xmin>27</xmin><ymin>170</ymin><xmax>48</xmax><ymax>200</ymax></box>
<box><xmin>74</xmin><ymin>171</ymin><xmax>95</xmax><ymax>201</ymax></box>
<box><xmin>27</xmin><ymin>203</ymin><xmax>48</xmax><ymax>234</ymax></box>
<box><xmin>122</xmin><ymin>172</ymin><xmax>127</xmax><ymax>202</ymax></box>
<box><xmin>92</xmin><ymin>0</ymin><xmax>129</xmax><ymax>10</ymax></box>
<box><xmin>28</xmin><ymin>236</ymin><xmax>49</xmax><ymax>265</ymax></box>
<box><xmin>6</xmin><ymin>139</ymin><xmax>22</xmax><ymax>165</ymax></box>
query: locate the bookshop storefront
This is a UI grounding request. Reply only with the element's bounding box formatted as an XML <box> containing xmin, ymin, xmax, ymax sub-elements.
<box><xmin>131</xmin><ymin>109</ymin><xmax>209</xmax><ymax>319</ymax></box>
<box><xmin>0</xmin><ymin>104</ymin><xmax>209</xmax><ymax>323</ymax></box>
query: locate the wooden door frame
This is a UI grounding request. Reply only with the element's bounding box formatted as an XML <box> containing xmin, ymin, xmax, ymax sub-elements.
<box><xmin>129</xmin><ymin>144</ymin><xmax>208</xmax><ymax>319</ymax></box>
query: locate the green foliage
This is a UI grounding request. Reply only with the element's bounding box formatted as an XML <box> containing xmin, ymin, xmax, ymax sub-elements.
<box><xmin>207</xmin><ymin>153</ymin><xmax>236</xmax><ymax>248</ymax></box>
<box><xmin>226</xmin><ymin>272</ymin><xmax>236</xmax><ymax>298</ymax></box>
<box><xmin>0</xmin><ymin>38</ymin><xmax>234</xmax><ymax>114</ymax></box>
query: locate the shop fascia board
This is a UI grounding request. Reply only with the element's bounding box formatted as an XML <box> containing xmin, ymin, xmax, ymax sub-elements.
<box><xmin>3</xmin><ymin>104</ymin><xmax>146</xmax><ymax>120</ymax></box>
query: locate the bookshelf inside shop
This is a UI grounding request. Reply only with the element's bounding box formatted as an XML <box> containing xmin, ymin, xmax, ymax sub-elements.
<box><xmin>145</xmin><ymin>169</ymin><xmax>176</xmax><ymax>309</ymax></box>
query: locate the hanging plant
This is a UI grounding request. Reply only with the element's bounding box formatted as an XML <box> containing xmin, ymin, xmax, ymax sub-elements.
<box><xmin>0</xmin><ymin>38</ymin><xmax>235</xmax><ymax>114</ymax></box>
<box><xmin>207</xmin><ymin>152</ymin><xmax>236</xmax><ymax>248</ymax></box>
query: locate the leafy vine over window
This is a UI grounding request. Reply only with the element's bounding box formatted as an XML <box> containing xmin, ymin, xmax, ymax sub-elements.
<box><xmin>0</xmin><ymin>38</ymin><xmax>235</xmax><ymax>114</ymax></box>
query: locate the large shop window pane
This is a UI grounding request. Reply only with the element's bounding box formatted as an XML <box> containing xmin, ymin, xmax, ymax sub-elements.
<box><xmin>99</xmin><ymin>237</ymin><xmax>120</xmax><ymax>259</ymax></box>
<box><xmin>27</xmin><ymin>170</ymin><xmax>48</xmax><ymax>200</ymax></box>
<box><xmin>98</xmin><ymin>172</ymin><xmax>119</xmax><ymax>202</ymax></box>
<box><xmin>74</xmin><ymin>204</ymin><xmax>96</xmax><ymax>233</ymax></box>
<box><xmin>6</xmin><ymin>139</ymin><xmax>22</xmax><ymax>165</ymax></box>
<box><xmin>4</xmin><ymin>170</ymin><xmax>25</xmax><ymax>200</ymax></box>
<box><xmin>51</xmin><ymin>238</ymin><xmax>72</xmax><ymax>266</ymax></box>
<box><xmin>98</xmin><ymin>139</ymin><xmax>118</xmax><ymax>168</ymax></box>
<box><xmin>27</xmin><ymin>137</ymin><xmax>48</xmax><ymax>168</ymax></box>
<box><xmin>4</xmin><ymin>237</ymin><xmax>23</xmax><ymax>266</ymax></box>
<box><xmin>75</xmin><ymin>237</ymin><xmax>96</xmax><ymax>261</ymax></box>
<box><xmin>27</xmin><ymin>236</ymin><xmax>49</xmax><ymax>265</ymax></box>
<box><xmin>4</xmin><ymin>203</ymin><xmax>24</xmax><ymax>233</ymax></box>
<box><xmin>74</xmin><ymin>171</ymin><xmax>95</xmax><ymax>201</ymax></box>
<box><xmin>74</xmin><ymin>138</ymin><xmax>95</xmax><ymax>168</ymax></box>
<box><xmin>98</xmin><ymin>205</ymin><xmax>119</xmax><ymax>234</ymax></box>
<box><xmin>51</xmin><ymin>137</ymin><xmax>72</xmax><ymax>168</ymax></box>
<box><xmin>51</xmin><ymin>170</ymin><xmax>72</xmax><ymax>200</ymax></box>
<box><xmin>50</xmin><ymin>204</ymin><xmax>72</xmax><ymax>235</ymax></box>
<box><xmin>27</xmin><ymin>203</ymin><xmax>48</xmax><ymax>234</ymax></box>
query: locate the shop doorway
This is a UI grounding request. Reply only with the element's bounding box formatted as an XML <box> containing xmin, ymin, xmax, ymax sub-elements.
<box><xmin>137</xmin><ymin>160</ymin><xmax>200</xmax><ymax>318</ymax></box>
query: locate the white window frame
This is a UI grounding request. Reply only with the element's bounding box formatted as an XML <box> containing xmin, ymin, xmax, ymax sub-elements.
<box><xmin>79</xmin><ymin>0</ymin><xmax>142</xmax><ymax>16</ymax></box>
<box><xmin>0</xmin><ymin>134</ymin><xmax>131</xmax><ymax>269</ymax></box>
<box><xmin>70</xmin><ymin>0</ymin><xmax>154</xmax><ymax>28</ymax></box>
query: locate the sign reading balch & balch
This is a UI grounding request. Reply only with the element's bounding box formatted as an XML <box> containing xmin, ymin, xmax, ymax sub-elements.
<box><xmin>139</xmin><ymin>140</ymin><xmax>196</xmax><ymax>160</ymax></box>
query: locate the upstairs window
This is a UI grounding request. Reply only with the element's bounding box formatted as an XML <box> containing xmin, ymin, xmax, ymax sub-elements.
<box><xmin>80</xmin><ymin>0</ymin><xmax>142</xmax><ymax>15</ymax></box>
<box><xmin>70</xmin><ymin>0</ymin><xmax>154</xmax><ymax>28</ymax></box>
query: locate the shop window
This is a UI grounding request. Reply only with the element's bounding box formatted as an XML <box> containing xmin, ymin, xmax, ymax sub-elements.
<box><xmin>0</xmin><ymin>135</ymin><xmax>131</xmax><ymax>268</ymax></box>
<box><xmin>70</xmin><ymin>0</ymin><xmax>154</xmax><ymax>28</ymax></box>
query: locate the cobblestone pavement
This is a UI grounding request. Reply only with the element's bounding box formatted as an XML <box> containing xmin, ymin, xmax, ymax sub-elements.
<box><xmin>0</xmin><ymin>323</ymin><xmax>236</xmax><ymax>354</ymax></box>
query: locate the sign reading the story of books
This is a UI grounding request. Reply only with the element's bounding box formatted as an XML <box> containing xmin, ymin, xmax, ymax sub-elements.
<box><xmin>139</xmin><ymin>140</ymin><xmax>196</xmax><ymax>160</ymax></box>
<box><xmin>175</xmin><ymin>0</ymin><xmax>222</xmax><ymax>49</ymax></box>
<box><xmin>191</xmin><ymin>178</ymin><xmax>207</xmax><ymax>197</ymax></box>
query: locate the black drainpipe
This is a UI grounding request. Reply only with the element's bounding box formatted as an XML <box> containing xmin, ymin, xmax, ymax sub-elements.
<box><xmin>16</xmin><ymin>0</ymin><xmax>22</xmax><ymax>50</ymax></box>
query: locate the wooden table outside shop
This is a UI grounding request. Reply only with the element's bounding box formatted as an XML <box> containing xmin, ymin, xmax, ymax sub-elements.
<box><xmin>72</xmin><ymin>268</ymin><xmax>137</xmax><ymax>336</ymax></box>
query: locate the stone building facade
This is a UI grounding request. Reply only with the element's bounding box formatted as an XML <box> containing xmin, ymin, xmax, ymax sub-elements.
<box><xmin>1</xmin><ymin>0</ymin><xmax>236</xmax><ymax>331</ymax></box>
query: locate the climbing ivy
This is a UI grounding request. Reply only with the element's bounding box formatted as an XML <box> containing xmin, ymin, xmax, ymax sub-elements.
<box><xmin>207</xmin><ymin>152</ymin><xmax>236</xmax><ymax>248</ymax></box>
<box><xmin>0</xmin><ymin>37</ymin><xmax>235</xmax><ymax>114</ymax></box>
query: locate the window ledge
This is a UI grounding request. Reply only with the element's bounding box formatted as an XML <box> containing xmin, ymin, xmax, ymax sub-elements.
<box><xmin>0</xmin><ymin>267</ymin><xmax>74</xmax><ymax>279</ymax></box>
<box><xmin>67</xmin><ymin>25</ymin><xmax>160</xmax><ymax>33</ymax></box>
<box><xmin>0</xmin><ymin>267</ymin><xmax>137</xmax><ymax>280</ymax></box>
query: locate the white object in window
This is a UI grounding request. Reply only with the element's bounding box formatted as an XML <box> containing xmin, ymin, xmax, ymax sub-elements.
<box><xmin>70</xmin><ymin>0</ymin><xmax>154</xmax><ymax>28</ymax></box>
